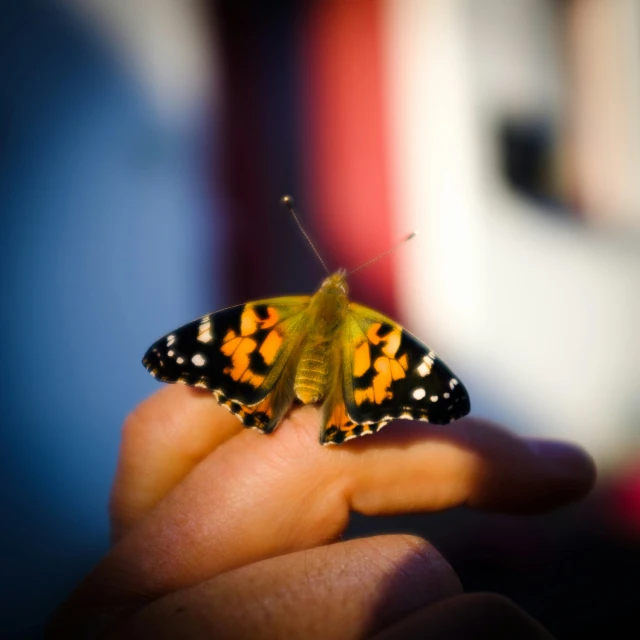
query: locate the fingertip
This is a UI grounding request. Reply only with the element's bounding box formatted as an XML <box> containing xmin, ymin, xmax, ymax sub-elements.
<box><xmin>507</xmin><ymin>439</ymin><xmax>597</xmax><ymax>513</ymax></box>
<box><xmin>111</xmin><ymin>385</ymin><xmax>244</xmax><ymax>540</ymax></box>
<box><xmin>121</xmin><ymin>386</ymin><xmax>240</xmax><ymax>455</ymax></box>
<box><xmin>433</xmin><ymin>417</ymin><xmax>596</xmax><ymax>513</ymax></box>
<box><xmin>470</xmin><ymin>433</ymin><xmax>597</xmax><ymax>513</ymax></box>
<box><xmin>530</xmin><ymin>439</ymin><xmax>597</xmax><ymax>491</ymax></box>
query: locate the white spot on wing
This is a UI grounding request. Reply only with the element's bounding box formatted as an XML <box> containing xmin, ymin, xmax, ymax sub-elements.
<box><xmin>198</xmin><ymin>320</ymin><xmax>213</xmax><ymax>343</ymax></box>
<box><xmin>412</xmin><ymin>388</ymin><xmax>426</xmax><ymax>400</ymax></box>
<box><xmin>449</xmin><ymin>378</ymin><xmax>458</xmax><ymax>390</ymax></box>
<box><xmin>417</xmin><ymin>353</ymin><xmax>435</xmax><ymax>377</ymax></box>
<box><xmin>176</xmin><ymin>357</ymin><xmax>185</xmax><ymax>364</ymax></box>
<box><xmin>430</xmin><ymin>395</ymin><xmax>438</xmax><ymax>402</ymax></box>
<box><xmin>192</xmin><ymin>354</ymin><xmax>206</xmax><ymax>367</ymax></box>
<box><xmin>444</xmin><ymin>392</ymin><xmax>450</xmax><ymax>399</ymax></box>
<box><xmin>167</xmin><ymin>350</ymin><xmax>174</xmax><ymax>357</ymax></box>
<box><xmin>167</xmin><ymin>334</ymin><xmax>176</xmax><ymax>346</ymax></box>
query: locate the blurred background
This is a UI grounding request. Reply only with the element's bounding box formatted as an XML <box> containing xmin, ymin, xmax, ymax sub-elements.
<box><xmin>1</xmin><ymin>0</ymin><xmax>639</xmax><ymax>637</ymax></box>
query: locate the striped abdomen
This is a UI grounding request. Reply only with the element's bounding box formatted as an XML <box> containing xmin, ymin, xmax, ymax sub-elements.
<box><xmin>295</xmin><ymin>340</ymin><xmax>331</xmax><ymax>404</ymax></box>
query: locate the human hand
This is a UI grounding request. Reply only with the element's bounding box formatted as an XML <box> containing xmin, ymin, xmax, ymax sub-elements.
<box><xmin>50</xmin><ymin>386</ymin><xmax>595</xmax><ymax>638</ymax></box>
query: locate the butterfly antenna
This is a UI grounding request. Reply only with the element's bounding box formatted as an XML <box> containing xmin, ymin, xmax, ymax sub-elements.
<box><xmin>281</xmin><ymin>195</ymin><xmax>330</xmax><ymax>274</ymax></box>
<box><xmin>348</xmin><ymin>231</ymin><xmax>418</xmax><ymax>276</ymax></box>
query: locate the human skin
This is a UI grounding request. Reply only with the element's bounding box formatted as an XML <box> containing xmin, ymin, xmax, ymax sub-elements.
<box><xmin>50</xmin><ymin>385</ymin><xmax>596</xmax><ymax>638</ymax></box>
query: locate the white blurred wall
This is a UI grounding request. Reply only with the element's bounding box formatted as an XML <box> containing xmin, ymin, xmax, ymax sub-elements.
<box><xmin>384</xmin><ymin>0</ymin><xmax>640</xmax><ymax>467</ymax></box>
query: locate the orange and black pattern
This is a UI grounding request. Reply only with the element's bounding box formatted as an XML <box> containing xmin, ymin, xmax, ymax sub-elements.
<box><xmin>348</xmin><ymin>322</ymin><xmax>468</xmax><ymax>422</ymax></box>
<box><xmin>143</xmin><ymin>271</ymin><xmax>470</xmax><ymax>445</ymax></box>
<box><xmin>143</xmin><ymin>298</ymin><xmax>308</xmax><ymax>405</ymax></box>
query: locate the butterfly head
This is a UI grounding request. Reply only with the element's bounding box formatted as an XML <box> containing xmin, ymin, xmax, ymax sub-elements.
<box><xmin>320</xmin><ymin>269</ymin><xmax>349</xmax><ymax>297</ymax></box>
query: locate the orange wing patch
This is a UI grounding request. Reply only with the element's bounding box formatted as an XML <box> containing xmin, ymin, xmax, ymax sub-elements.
<box><xmin>221</xmin><ymin>305</ymin><xmax>282</xmax><ymax>387</ymax></box>
<box><xmin>356</xmin><ymin>323</ymin><xmax>408</xmax><ymax>405</ymax></box>
<box><xmin>353</xmin><ymin>339</ymin><xmax>370</xmax><ymax>377</ymax></box>
<box><xmin>240</xmin><ymin>305</ymin><xmax>279</xmax><ymax>334</ymax></box>
<box><xmin>259</xmin><ymin>329</ymin><xmax>283</xmax><ymax>365</ymax></box>
<box><xmin>366</xmin><ymin>322</ymin><xmax>401</xmax><ymax>354</ymax></box>
<box><xmin>354</xmin><ymin>386</ymin><xmax>374</xmax><ymax>405</ymax></box>
<box><xmin>323</xmin><ymin>397</ymin><xmax>372</xmax><ymax>443</ymax></box>
<box><xmin>326</xmin><ymin>398</ymin><xmax>350</xmax><ymax>432</ymax></box>
<box><xmin>220</xmin><ymin>334</ymin><xmax>264</xmax><ymax>386</ymax></box>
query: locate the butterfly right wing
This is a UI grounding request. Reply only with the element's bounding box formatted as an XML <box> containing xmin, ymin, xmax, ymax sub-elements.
<box><xmin>321</xmin><ymin>303</ymin><xmax>470</xmax><ymax>445</ymax></box>
<box><xmin>143</xmin><ymin>296</ymin><xmax>311</xmax><ymax>432</ymax></box>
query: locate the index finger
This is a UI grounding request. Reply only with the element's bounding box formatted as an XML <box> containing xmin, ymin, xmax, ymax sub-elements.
<box><xmin>111</xmin><ymin>386</ymin><xmax>595</xmax><ymax>541</ymax></box>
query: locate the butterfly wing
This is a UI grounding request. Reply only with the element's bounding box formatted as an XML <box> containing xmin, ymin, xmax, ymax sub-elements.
<box><xmin>321</xmin><ymin>303</ymin><xmax>470</xmax><ymax>445</ymax></box>
<box><xmin>143</xmin><ymin>296</ymin><xmax>310</xmax><ymax>432</ymax></box>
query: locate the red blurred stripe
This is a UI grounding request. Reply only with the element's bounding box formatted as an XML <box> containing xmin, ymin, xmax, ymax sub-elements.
<box><xmin>301</xmin><ymin>0</ymin><xmax>397</xmax><ymax>315</ymax></box>
<box><xmin>612</xmin><ymin>458</ymin><xmax>640</xmax><ymax>538</ymax></box>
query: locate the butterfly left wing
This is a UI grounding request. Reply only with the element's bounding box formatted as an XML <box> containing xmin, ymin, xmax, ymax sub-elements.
<box><xmin>143</xmin><ymin>296</ymin><xmax>310</xmax><ymax>432</ymax></box>
<box><xmin>321</xmin><ymin>303</ymin><xmax>470</xmax><ymax>445</ymax></box>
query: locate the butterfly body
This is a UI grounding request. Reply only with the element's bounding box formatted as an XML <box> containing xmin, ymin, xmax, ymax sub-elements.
<box><xmin>143</xmin><ymin>270</ymin><xmax>470</xmax><ymax>445</ymax></box>
<box><xmin>294</xmin><ymin>269</ymin><xmax>348</xmax><ymax>404</ymax></box>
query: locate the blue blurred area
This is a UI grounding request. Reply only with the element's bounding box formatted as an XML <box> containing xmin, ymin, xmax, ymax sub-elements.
<box><xmin>0</xmin><ymin>3</ymin><xmax>221</xmax><ymax>636</ymax></box>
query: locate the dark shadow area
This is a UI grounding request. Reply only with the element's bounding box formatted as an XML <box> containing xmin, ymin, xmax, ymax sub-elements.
<box><xmin>348</xmin><ymin>488</ymin><xmax>640</xmax><ymax>638</ymax></box>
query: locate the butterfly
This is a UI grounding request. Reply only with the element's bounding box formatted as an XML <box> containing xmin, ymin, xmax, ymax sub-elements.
<box><xmin>142</xmin><ymin>199</ymin><xmax>470</xmax><ymax>445</ymax></box>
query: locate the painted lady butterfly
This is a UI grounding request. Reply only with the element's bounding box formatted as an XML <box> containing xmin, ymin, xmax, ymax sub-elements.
<box><xmin>143</xmin><ymin>198</ymin><xmax>470</xmax><ymax>445</ymax></box>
